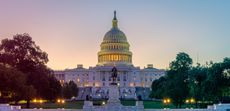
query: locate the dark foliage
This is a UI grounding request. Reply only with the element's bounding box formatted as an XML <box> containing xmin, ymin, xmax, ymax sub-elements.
<box><xmin>62</xmin><ymin>81</ymin><xmax>79</xmax><ymax>99</ymax></box>
<box><xmin>0</xmin><ymin>34</ymin><xmax>61</xmax><ymax>107</ymax></box>
<box><xmin>150</xmin><ymin>52</ymin><xmax>230</xmax><ymax>108</ymax></box>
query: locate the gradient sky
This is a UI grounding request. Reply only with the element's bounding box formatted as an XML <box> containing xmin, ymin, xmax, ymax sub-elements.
<box><xmin>0</xmin><ymin>0</ymin><xmax>230</xmax><ymax>70</ymax></box>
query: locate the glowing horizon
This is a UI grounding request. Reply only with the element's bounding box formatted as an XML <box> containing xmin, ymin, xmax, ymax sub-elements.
<box><xmin>0</xmin><ymin>0</ymin><xmax>229</xmax><ymax>70</ymax></box>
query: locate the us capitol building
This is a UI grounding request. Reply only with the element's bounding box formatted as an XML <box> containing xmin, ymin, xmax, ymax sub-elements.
<box><xmin>54</xmin><ymin>11</ymin><xmax>165</xmax><ymax>100</ymax></box>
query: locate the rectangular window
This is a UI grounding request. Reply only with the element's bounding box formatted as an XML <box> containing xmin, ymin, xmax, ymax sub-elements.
<box><xmin>123</xmin><ymin>76</ymin><xmax>126</xmax><ymax>81</ymax></box>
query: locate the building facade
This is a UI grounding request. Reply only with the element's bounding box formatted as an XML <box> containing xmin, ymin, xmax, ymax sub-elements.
<box><xmin>54</xmin><ymin>11</ymin><xmax>165</xmax><ymax>100</ymax></box>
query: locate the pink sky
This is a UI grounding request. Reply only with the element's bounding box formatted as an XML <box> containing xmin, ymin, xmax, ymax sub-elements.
<box><xmin>0</xmin><ymin>0</ymin><xmax>229</xmax><ymax>70</ymax></box>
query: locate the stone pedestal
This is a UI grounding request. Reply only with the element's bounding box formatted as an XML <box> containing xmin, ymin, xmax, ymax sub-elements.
<box><xmin>0</xmin><ymin>104</ymin><xmax>11</xmax><ymax>111</ymax></box>
<box><xmin>83</xmin><ymin>101</ymin><xmax>93</xmax><ymax>111</ymax></box>
<box><xmin>106</xmin><ymin>84</ymin><xmax>122</xmax><ymax>111</ymax></box>
<box><xmin>136</xmin><ymin>101</ymin><xmax>144</xmax><ymax>111</ymax></box>
<box><xmin>83</xmin><ymin>82</ymin><xmax>144</xmax><ymax>111</ymax></box>
<box><xmin>108</xmin><ymin>84</ymin><xmax>120</xmax><ymax>103</ymax></box>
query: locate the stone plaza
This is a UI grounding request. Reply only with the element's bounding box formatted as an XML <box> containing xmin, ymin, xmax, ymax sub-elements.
<box><xmin>1</xmin><ymin>103</ymin><xmax>230</xmax><ymax>111</ymax></box>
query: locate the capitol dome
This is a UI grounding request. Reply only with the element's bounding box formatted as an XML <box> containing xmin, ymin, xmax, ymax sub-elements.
<box><xmin>103</xmin><ymin>28</ymin><xmax>127</xmax><ymax>43</ymax></box>
<box><xmin>97</xmin><ymin>11</ymin><xmax>133</xmax><ymax>66</ymax></box>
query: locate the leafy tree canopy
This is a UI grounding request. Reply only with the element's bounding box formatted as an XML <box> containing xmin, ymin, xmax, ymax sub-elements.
<box><xmin>0</xmin><ymin>33</ymin><xmax>61</xmax><ymax>107</ymax></box>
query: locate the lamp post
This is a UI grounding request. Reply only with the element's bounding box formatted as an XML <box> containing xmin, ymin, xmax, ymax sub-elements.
<box><xmin>57</xmin><ymin>99</ymin><xmax>65</xmax><ymax>108</ymax></box>
<box><xmin>33</xmin><ymin>98</ymin><xmax>43</xmax><ymax>109</ymax></box>
<box><xmin>102</xmin><ymin>101</ymin><xmax>105</xmax><ymax>105</ymax></box>
<box><xmin>190</xmin><ymin>98</ymin><xmax>195</xmax><ymax>108</ymax></box>
<box><xmin>163</xmin><ymin>98</ymin><xmax>171</xmax><ymax>109</ymax></box>
<box><xmin>185</xmin><ymin>98</ymin><xmax>195</xmax><ymax>109</ymax></box>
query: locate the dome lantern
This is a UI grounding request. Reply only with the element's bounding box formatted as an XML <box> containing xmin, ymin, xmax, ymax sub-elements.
<box><xmin>112</xmin><ymin>11</ymin><xmax>118</xmax><ymax>28</ymax></box>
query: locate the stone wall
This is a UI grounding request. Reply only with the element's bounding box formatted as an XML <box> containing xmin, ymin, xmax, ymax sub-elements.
<box><xmin>21</xmin><ymin>109</ymin><xmax>82</xmax><ymax>111</ymax></box>
<box><xmin>145</xmin><ymin>109</ymin><xmax>214</xmax><ymax>111</ymax></box>
<box><xmin>0</xmin><ymin>104</ymin><xmax>230</xmax><ymax>111</ymax></box>
<box><xmin>144</xmin><ymin>104</ymin><xmax>230</xmax><ymax>111</ymax></box>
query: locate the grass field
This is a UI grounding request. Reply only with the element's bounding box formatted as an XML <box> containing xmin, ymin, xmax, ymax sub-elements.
<box><xmin>121</xmin><ymin>100</ymin><xmax>136</xmax><ymax>106</ymax></box>
<box><xmin>144</xmin><ymin>100</ymin><xmax>175</xmax><ymax>109</ymax></box>
<box><xmin>18</xmin><ymin>100</ymin><xmax>197</xmax><ymax>109</ymax></box>
<box><xmin>21</xmin><ymin>101</ymin><xmax>84</xmax><ymax>109</ymax></box>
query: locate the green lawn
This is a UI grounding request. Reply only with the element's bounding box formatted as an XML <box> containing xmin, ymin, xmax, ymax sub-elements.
<box><xmin>121</xmin><ymin>100</ymin><xmax>136</xmax><ymax>106</ymax></box>
<box><xmin>144</xmin><ymin>101</ymin><xmax>175</xmax><ymax>109</ymax></box>
<box><xmin>20</xmin><ymin>101</ymin><xmax>84</xmax><ymax>109</ymax></box>
<box><xmin>121</xmin><ymin>100</ymin><xmax>175</xmax><ymax>109</ymax></box>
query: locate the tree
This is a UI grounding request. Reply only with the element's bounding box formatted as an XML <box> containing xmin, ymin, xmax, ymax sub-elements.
<box><xmin>150</xmin><ymin>76</ymin><xmax>167</xmax><ymax>99</ymax></box>
<box><xmin>23</xmin><ymin>85</ymin><xmax>36</xmax><ymax>108</ymax></box>
<box><xmin>0</xmin><ymin>33</ymin><xmax>61</xmax><ymax>107</ymax></box>
<box><xmin>202</xmin><ymin>58</ymin><xmax>230</xmax><ymax>103</ymax></box>
<box><xmin>169</xmin><ymin>52</ymin><xmax>192</xmax><ymax>71</ymax></box>
<box><xmin>62</xmin><ymin>81</ymin><xmax>78</xmax><ymax>99</ymax></box>
<box><xmin>166</xmin><ymin>52</ymin><xmax>192</xmax><ymax>108</ymax></box>
<box><xmin>150</xmin><ymin>52</ymin><xmax>230</xmax><ymax>107</ymax></box>
<box><xmin>150</xmin><ymin>52</ymin><xmax>193</xmax><ymax>108</ymax></box>
<box><xmin>188</xmin><ymin>64</ymin><xmax>208</xmax><ymax>107</ymax></box>
<box><xmin>46</xmin><ymin>73</ymin><xmax>62</xmax><ymax>101</ymax></box>
<box><xmin>0</xmin><ymin>33</ymin><xmax>48</xmax><ymax>70</ymax></box>
<box><xmin>0</xmin><ymin>65</ymin><xmax>36</xmax><ymax>104</ymax></box>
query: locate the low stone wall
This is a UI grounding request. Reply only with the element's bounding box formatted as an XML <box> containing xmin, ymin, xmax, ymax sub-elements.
<box><xmin>213</xmin><ymin>104</ymin><xmax>230</xmax><ymax>111</ymax></box>
<box><xmin>83</xmin><ymin>101</ymin><xmax>143</xmax><ymax>111</ymax></box>
<box><xmin>145</xmin><ymin>109</ymin><xmax>214</xmax><ymax>111</ymax></box>
<box><xmin>21</xmin><ymin>109</ymin><xmax>82</xmax><ymax>111</ymax></box>
<box><xmin>0</xmin><ymin>104</ymin><xmax>83</xmax><ymax>111</ymax></box>
<box><xmin>0</xmin><ymin>104</ymin><xmax>21</xmax><ymax>111</ymax></box>
<box><xmin>0</xmin><ymin>103</ymin><xmax>229</xmax><ymax>111</ymax></box>
<box><xmin>144</xmin><ymin>104</ymin><xmax>230</xmax><ymax>111</ymax></box>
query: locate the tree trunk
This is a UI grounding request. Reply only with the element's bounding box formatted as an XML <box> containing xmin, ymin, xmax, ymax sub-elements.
<box><xmin>179</xmin><ymin>99</ymin><xmax>182</xmax><ymax>108</ymax></box>
<box><xmin>26</xmin><ymin>99</ymin><xmax>30</xmax><ymax>108</ymax></box>
<box><xmin>14</xmin><ymin>100</ymin><xmax>19</xmax><ymax>105</ymax></box>
<box><xmin>196</xmin><ymin>101</ymin><xmax>198</xmax><ymax>108</ymax></box>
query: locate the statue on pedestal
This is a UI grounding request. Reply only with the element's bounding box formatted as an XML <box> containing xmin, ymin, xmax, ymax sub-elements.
<box><xmin>111</xmin><ymin>66</ymin><xmax>118</xmax><ymax>85</ymax></box>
